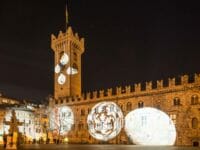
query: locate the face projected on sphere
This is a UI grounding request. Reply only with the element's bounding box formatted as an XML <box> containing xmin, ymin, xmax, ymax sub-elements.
<box><xmin>49</xmin><ymin>106</ymin><xmax>74</xmax><ymax>135</ymax></box>
<box><xmin>125</xmin><ymin>107</ymin><xmax>176</xmax><ymax>145</ymax></box>
<box><xmin>87</xmin><ymin>102</ymin><xmax>123</xmax><ymax>141</ymax></box>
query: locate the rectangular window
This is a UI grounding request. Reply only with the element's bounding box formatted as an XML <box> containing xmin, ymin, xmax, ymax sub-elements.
<box><xmin>170</xmin><ymin>114</ymin><xmax>176</xmax><ymax>125</ymax></box>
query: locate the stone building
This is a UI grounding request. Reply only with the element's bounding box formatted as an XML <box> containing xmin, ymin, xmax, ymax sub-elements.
<box><xmin>0</xmin><ymin>96</ymin><xmax>48</xmax><ymax>144</ymax></box>
<box><xmin>49</xmin><ymin>25</ymin><xmax>200</xmax><ymax>147</ymax></box>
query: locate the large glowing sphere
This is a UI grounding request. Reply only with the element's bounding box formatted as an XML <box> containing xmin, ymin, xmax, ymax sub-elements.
<box><xmin>87</xmin><ymin>102</ymin><xmax>123</xmax><ymax>141</ymax></box>
<box><xmin>49</xmin><ymin>106</ymin><xmax>74</xmax><ymax>135</ymax></box>
<box><xmin>125</xmin><ymin>107</ymin><xmax>176</xmax><ymax>145</ymax></box>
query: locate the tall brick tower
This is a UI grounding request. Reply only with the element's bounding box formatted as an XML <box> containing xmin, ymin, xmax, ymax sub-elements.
<box><xmin>51</xmin><ymin>27</ymin><xmax>84</xmax><ymax>99</ymax></box>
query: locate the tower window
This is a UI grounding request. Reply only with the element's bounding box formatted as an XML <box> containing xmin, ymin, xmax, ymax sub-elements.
<box><xmin>81</xmin><ymin>109</ymin><xmax>85</xmax><ymax>116</ymax></box>
<box><xmin>170</xmin><ymin>114</ymin><xmax>176</xmax><ymax>125</ymax></box>
<box><xmin>192</xmin><ymin>117</ymin><xmax>198</xmax><ymax>129</ymax></box>
<box><xmin>73</xmin><ymin>52</ymin><xmax>77</xmax><ymax>61</ymax></box>
<box><xmin>126</xmin><ymin>102</ymin><xmax>132</xmax><ymax>111</ymax></box>
<box><xmin>138</xmin><ymin>101</ymin><xmax>144</xmax><ymax>108</ymax></box>
<box><xmin>173</xmin><ymin>97</ymin><xmax>181</xmax><ymax>106</ymax></box>
<box><xmin>191</xmin><ymin>95</ymin><xmax>199</xmax><ymax>105</ymax></box>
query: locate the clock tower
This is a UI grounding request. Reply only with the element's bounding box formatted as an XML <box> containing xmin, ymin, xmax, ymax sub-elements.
<box><xmin>51</xmin><ymin>27</ymin><xmax>84</xmax><ymax>99</ymax></box>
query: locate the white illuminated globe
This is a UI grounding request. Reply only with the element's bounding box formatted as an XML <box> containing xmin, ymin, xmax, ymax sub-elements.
<box><xmin>55</xmin><ymin>64</ymin><xmax>61</xmax><ymax>73</ymax></box>
<box><xmin>125</xmin><ymin>107</ymin><xmax>176</xmax><ymax>145</ymax></box>
<box><xmin>87</xmin><ymin>102</ymin><xmax>123</xmax><ymax>141</ymax></box>
<box><xmin>49</xmin><ymin>106</ymin><xmax>74</xmax><ymax>135</ymax></box>
<box><xmin>60</xmin><ymin>53</ymin><xmax>69</xmax><ymax>65</ymax></box>
<box><xmin>67</xmin><ymin>67</ymin><xmax>78</xmax><ymax>75</ymax></box>
<box><xmin>58</xmin><ymin>73</ymin><xmax>66</xmax><ymax>85</ymax></box>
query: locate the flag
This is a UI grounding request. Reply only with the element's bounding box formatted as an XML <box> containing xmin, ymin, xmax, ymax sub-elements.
<box><xmin>65</xmin><ymin>1</ymin><xmax>69</xmax><ymax>26</ymax></box>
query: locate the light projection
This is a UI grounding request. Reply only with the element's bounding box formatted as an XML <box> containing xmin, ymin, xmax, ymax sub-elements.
<box><xmin>49</xmin><ymin>106</ymin><xmax>74</xmax><ymax>135</ymax></box>
<box><xmin>55</xmin><ymin>51</ymin><xmax>78</xmax><ymax>85</ymax></box>
<box><xmin>55</xmin><ymin>64</ymin><xmax>61</xmax><ymax>74</ymax></box>
<box><xmin>87</xmin><ymin>102</ymin><xmax>123</xmax><ymax>141</ymax></box>
<box><xmin>60</xmin><ymin>53</ymin><xmax>69</xmax><ymax>65</ymax></box>
<box><xmin>58</xmin><ymin>73</ymin><xmax>66</xmax><ymax>85</ymax></box>
<box><xmin>125</xmin><ymin>107</ymin><xmax>176</xmax><ymax>145</ymax></box>
<box><xmin>66</xmin><ymin>67</ymin><xmax>78</xmax><ymax>75</ymax></box>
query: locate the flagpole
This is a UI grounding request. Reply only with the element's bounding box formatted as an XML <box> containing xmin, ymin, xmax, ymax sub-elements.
<box><xmin>65</xmin><ymin>0</ymin><xmax>69</xmax><ymax>30</ymax></box>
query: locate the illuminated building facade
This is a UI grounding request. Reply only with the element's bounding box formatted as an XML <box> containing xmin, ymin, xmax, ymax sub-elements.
<box><xmin>49</xmin><ymin>26</ymin><xmax>200</xmax><ymax>147</ymax></box>
<box><xmin>0</xmin><ymin>98</ymin><xmax>48</xmax><ymax>144</ymax></box>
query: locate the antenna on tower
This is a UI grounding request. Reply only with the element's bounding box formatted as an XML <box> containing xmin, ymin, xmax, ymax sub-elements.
<box><xmin>65</xmin><ymin>0</ymin><xmax>69</xmax><ymax>30</ymax></box>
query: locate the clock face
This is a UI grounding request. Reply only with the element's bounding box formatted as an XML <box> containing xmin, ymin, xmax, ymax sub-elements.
<box><xmin>58</xmin><ymin>73</ymin><xmax>66</xmax><ymax>85</ymax></box>
<box><xmin>125</xmin><ymin>107</ymin><xmax>176</xmax><ymax>145</ymax></box>
<box><xmin>60</xmin><ymin>53</ymin><xmax>69</xmax><ymax>65</ymax></box>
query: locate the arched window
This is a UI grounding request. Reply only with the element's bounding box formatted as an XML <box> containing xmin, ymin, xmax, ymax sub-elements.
<box><xmin>138</xmin><ymin>101</ymin><xmax>144</xmax><ymax>108</ymax></box>
<box><xmin>73</xmin><ymin>63</ymin><xmax>78</xmax><ymax>70</ymax></box>
<box><xmin>126</xmin><ymin>102</ymin><xmax>132</xmax><ymax>111</ymax></box>
<box><xmin>192</xmin><ymin>117</ymin><xmax>198</xmax><ymax>129</ymax></box>
<box><xmin>81</xmin><ymin>109</ymin><xmax>85</xmax><ymax>116</ymax></box>
<box><xmin>173</xmin><ymin>97</ymin><xmax>181</xmax><ymax>106</ymax></box>
<box><xmin>73</xmin><ymin>52</ymin><xmax>77</xmax><ymax>61</ymax></box>
<box><xmin>191</xmin><ymin>95</ymin><xmax>199</xmax><ymax>105</ymax></box>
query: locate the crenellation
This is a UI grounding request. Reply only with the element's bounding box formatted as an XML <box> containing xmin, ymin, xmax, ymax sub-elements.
<box><xmin>86</xmin><ymin>92</ymin><xmax>91</xmax><ymax>100</ymax></box>
<box><xmin>146</xmin><ymin>81</ymin><xmax>152</xmax><ymax>91</ymax></box>
<box><xmin>107</xmin><ymin>88</ymin><xmax>112</xmax><ymax>96</ymax></box>
<box><xmin>99</xmin><ymin>90</ymin><xmax>104</xmax><ymax>98</ymax></box>
<box><xmin>134</xmin><ymin>83</ymin><xmax>141</xmax><ymax>92</ymax></box>
<box><xmin>51</xmin><ymin>34</ymin><xmax>56</xmax><ymax>41</ymax></box>
<box><xmin>75</xmin><ymin>33</ymin><xmax>79</xmax><ymax>39</ymax></box>
<box><xmin>169</xmin><ymin>78</ymin><xmax>175</xmax><ymax>87</ymax></box>
<box><xmin>181</xmin><ymin>75</ymin><xmax>189</xmax><ymax>85</ymax></box>
<box><xmin>67</xmin><ymin>26</ymin><xmax>73</xmax><ymax>36</ymax></box>
<box><xmin>80</xmin><ymin>38</ymin><xmax>85</xmax><ymax>48</ymax></box>
<box><xmin>116</xmin><ymin>87</ymin><xmax>122</xmax><ymax>95</ymax></box>
<box><xmin>125</xmin><ymin>86</ymin><xmax>131</xmax><ymax>94</ymax></box>
<box><xmin>93</xmin><ymin>91</ymin><xmax>97</xmax><ymax>99</ymax></box>
<box><xmin>157</xmin><ymin>80</ymin><xmax>163</xmax><ymax>89</ymax></box>
<box><xmin>194</xmin><ymin>73</ymin><xmax>200</xmax><ymax>84</ymax></box>
<box><xmin>58</xmin><ymin>30</ymin><xmax>64</xmax><ymax>38</ymax></box>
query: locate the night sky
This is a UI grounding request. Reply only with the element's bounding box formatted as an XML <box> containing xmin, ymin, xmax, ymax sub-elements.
<box><xmin>0</xmin><ymin>0</ymin><xmax>200</xmax><ymax>103</ymax></box>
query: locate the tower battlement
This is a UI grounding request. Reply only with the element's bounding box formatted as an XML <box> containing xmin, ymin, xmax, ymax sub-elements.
<box><xmin>51</xmin><ymin>26</ymin><xmax>84</xmax><ymax>54</ymax></box>
<box><xmin>51</xmin><ymin>73</ymin><xmax>200</xmax><ymax>105</ymax></box>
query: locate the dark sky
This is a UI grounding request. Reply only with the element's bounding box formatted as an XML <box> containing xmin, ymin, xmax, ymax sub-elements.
<box><xmin>0</xmin><ymin>0</ymin><xmax>200</xmax><ymax>102</ymax></box>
